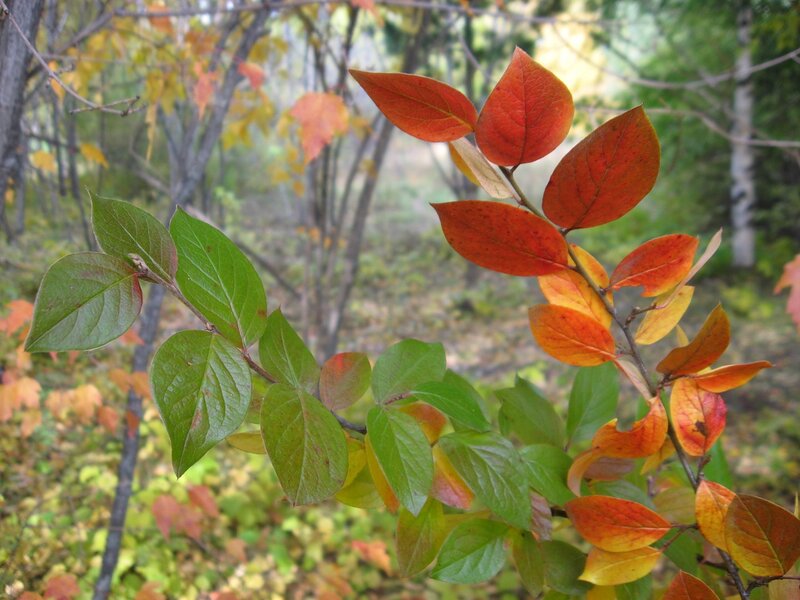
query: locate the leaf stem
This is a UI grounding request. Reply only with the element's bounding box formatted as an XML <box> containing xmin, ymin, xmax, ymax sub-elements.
<box><xmin>498</xmin><ymin>169</ymin><xmax>750</xmax><ymax>600</ymax></box>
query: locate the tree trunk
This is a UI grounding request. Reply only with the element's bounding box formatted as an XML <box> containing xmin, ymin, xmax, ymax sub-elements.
<box><xmin>730</xmin><ymin>1</ymin><xmax>756</xmax><ymax>268</ymax></box>
<box><xmin>0</xmin><ymin>0</ymin><xmax>44</xmax><ymax>242</ymax></box>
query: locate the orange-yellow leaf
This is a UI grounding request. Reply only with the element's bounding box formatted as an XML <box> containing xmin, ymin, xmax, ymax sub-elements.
<box><xmin>398</xmin><ymin>402</ymin><xmax>447</xmax><ymax>443</ymax></box>
<box><xmin>640</xmin><ymin>438</ymin><xmax>675</xmax><ymax>474</ymax></box>
<box><xmin>365</xmin><ymin>433</ymin><xmax>400</xmax><ymax>512</ymax></box>
<box><xmin>696</xmin><ymin>480</ymin><xmax>737</xmax><ymax>552</ymax></box>
<box><xmin>21</xmin><ymin>409</ymin><xmax>42</xmax><ymax>437</ymax></box>
<box><xmin>135</xmin><ymin>582</ymin><xmax>165</xmax><ymax>600</ymax></box>
<box><xmin>290</xmin><ymin>92</ymin><xmax>349</xmax><ymax>163</ymax></box>
<box><xmin>475</xmin><ymin>47</ymin><xmax>573</xmax><ymax>166</ymax></box>
<box><xmin>147</xmin><ymin>3</ymin><xmax>174</xmax><ymax>35</ymax></box>
<box><xmin>30</xmin><ymin>150</ymin><xmax>57</xmax><ymax>174</ymax></box>
<box><xmin>635</xmin><ymin>286</ymin><xmax>694</xmax><ymax>345</ymax></box>
<box><xmin>0</xmin><ymin>299</ymin><xmax>34</xmax><ymax>335</ymax></box>
<box><xmin>539</xmin><ymin>269</ymin><xmax>611</xmax><ymax>328</ymax></box>
<box><xmin>690</xmin><ymin>361</ymin><xmax>773</xmax><ymax>393</ymax></box>
<box><xmin>448</xmin><ymin>138</ymin><xmax>514</xmax><ymax>199</ymax></box>
<box><xmin>663</xmin><ymin>571</ymin><xmax>719</xmax><ymax>600</ymax></box>
<box><xmin>591</xmin><ymin>397</ymin><xmax>667</xmax><ymax>458</ymax></box>
<box><xmin>613</xmin><ymin>356</ymin><xmax>653</xmax><ymax>400</ymax></box>
<box><xmin>72</xmin><ymin>384</ymin><xmax>102</xmax><ymax>424</ymax></box>
<box><xmin>775</xmin><ymin>254</ymin><xmax>800</xmax><ymax>332</ymax></box>
<box><xmin>97</xmin><ymin>405</ymin><xmax>119</xmax><ymax>434</ymax></box>
<box><xmin>725</xmin><ymin>495</ymin><xmax>800</xmax><ymax>576</ymax></box>
<box><xmin>542</xmin><ymin>106</ymin><xmax>660</xmax><ymax>230</ymax></box>
<box><xmin>657</xmin><ymin>229</ymin><xmax>722</xmax><ymax>309</ymax></box>
<box><xmin>350</xmin><ymin>70</ymin><xmax>476</xmax><ymax>142</ymax></box>
<box><xmin>193</xmin><ymin>63</ymin><xmax>217</xmax><ymax>119</ymax></box>
<box><xmin>237</xmin><ymin>61</ymin><xmax>265</xmax><ymax>88</ymax></box>
<box><xmin>431</xmin><ymin>445</ymin><xmax>473</xmax><ymax>510</ymax></box>
<box><xmin>433</xmin><ymin>201</ymin><xmax>568</xmax><ymax>276</ymax></box>
<box><xmin>570</xmin><ymin>244</ymin><xmax>610</xmax><ymax>287</ymax></box>
<box><xmin>529</xmin><ymin>304</ymin><xmax>616</xmax><ymax>366</ymax></box>
<box><xmin>657</xmin><ymin>305</ymin><xmax>730</xmax><ymax>375</ymax></box>
<box><xmin>352</xmin><ymin>539</ymin><xmax>392</xmax><ymax>574</ymax></box>
<box><xmin>610</xmin><ymin>234</ymin><xmax>698</xmax><ymax>297</ymax></box>
<box><xmin>566</xmin><ymin>495</ymin><xmax>670</xmax><ymax>551</ymax></box>
<box><xmin>586</xmin><ymin>586</ymin><xmax>617</xmax><ymax>600</ymax></box>
<box><xmin>579</xmin><ymin>546</ymin><xmax>661</xmax><ymax>585</ymax></box>
<box><xmin>79</xmin><ymin>142</ymin><xmax>109</xmax><ymax>168</ymax></box>
<box><xmin>670</xmin><ymin>378</ymin><xmax>726</xmax><ymax>457</ymax></box>
<box><xmin>567</xmin><ymin>448</ymin><xmax>601</xmax><ymax>496</ymax></box>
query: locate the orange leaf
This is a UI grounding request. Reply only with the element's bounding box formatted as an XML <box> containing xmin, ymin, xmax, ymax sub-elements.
<box><xmin>539</xmin><ymin>269</ymin><xmax>611</xmax><ymax>328</ymax></box>
<box><xmin>290</xmin><ymin>92</ymin><xmax>349</xmax><ymax>163</ymax></box>
<box><xmin>188</xmin><ymin>485</ymin><xmax>219</xmax><ymax>517</ymax></box>
<box><xmin>610</xmin><ymin>234</ymin><xmax>698</xmax><ymax>297</ymax></box>
<box><xmin>21</xmin><ymin>409</ymin><xmax>42</xmax><ymax>437</ymax></box>
<box><xmin>365</xmin><ymin>433</ymin><xmax>399</xmax><ymax>512</ymax></box>
<box><xmin>147</xmin><ymin>3</ymin><xmax>174</xmax><ymax>35</ymax></box>
<box><xmin>635</xmin><ymin>286</ymin><xmax>694</xmax><ymax>345</ymax></box>
<box><xmin>579</xmin><ymin>546</ymin><xmax>661</xmax><ymax>586</ymax></box>
<box><xmin>567</xmin><ymin>448</ymin><xmax>601</xmax><ymax>496</ymax></box>
<box><xmin>670</xmin><ymin>378</ymin><xmax>726</xmax><ymax>457</ymax></box>
<box><xmin>689</xmin><ymin>361</ymin><xmax>773</xmax><ymax>393</ymax></box>
<box><xmin>725</xmin><ymin>495</ymin><xmax>800</xmax><ymax>576</ymax></box>
<box><xmin>352</xmin><ymin>539</ymin><xmax>392</xmax><ymax>574</ymax></box>
<box><xmin>225</xmin><ymin>538</ymin><xmax>247</xmax><ymax>562</ymax></box>
<box><xmin>657</xmin><ymin>305</ymin><xmax>730</xmax><ymax>375</ymax></box>
<box><xmin>350</xmin><ymin>70</ymin><xmax>476</xmax><ymax>142</ymax></box>
<box><xmin>71</xmin><ymin>384</ymin><xmax>102</xmax><ymax>423</ymax></box>
<box><xmin>566</xmin><ymin>495</ymin><xmax>670</xmax><ymax>551</ymax></box>
<box><xmin>0</xmin><ymin>299</ymin><xmax>34</xmax><ymax>334</ymax></box>
<box><xmin>543</xmin><ymin>106</ymin><xmax>660</xmax><ymax>230</ymax></box>
<box><xmin>656</xmin><ymin>229</ymin><xmax>722</xmax><ymax>310</ymax></box>
<box><xmin>433</xmin><ymin>201</ymin><xmax>568</xmax><ymax>276</ymax></box>
<box><xmin>193</xmin><ymin>63</ymin><xmax>217</xmax><ymax>119</ymax></box>
<box><xmin>130</xmin><ymin>371</ymin><xmax>151</xmax><ymax>399</ymax></box>
<box><xmin>109</xmin><ymin>368</ymin><xmax>131</xmax><ymax>394</ymax></box>
<box><xmin>44</xmin><ymin>573</ymin><xmax>80</xmax><ymax>600</ymax></box>
<box><xmin>591</xmin><ymin>396</ymin><xmax>667</xmax><ymax>458</ymax></box>
<box><xmin>398</xmin><ymin>403</ymin><xmax>446</xmax><ymax>443</ymax></box>
<box><xmin>775</xmin><ymin>254</ymin><xmax>800</xmax><ymax>332</ymax></box>
<box><xmin>529</xmin><ymin>305</ymin><xmax>616</xmax><ymax>366</ymax></box>
<box><xmin>237</xmin><ymin>61</ymin><xmax>265</xmax><ymax>88</ymax></box>
<box><xmin>431</xmin><ymin>445</ymin><xmax>473</xmax><ymax>510</ymax></box>
<box><xmin>135</xmin><ymin>582</ymin><xmax>166</xmax><ymax>600</ymax></box>
<box><xmin>696</xmin><ymin>480</ymin><xmax>736</xmax><ymax>552</ymax></box>
<box><xmin>97</xmin><ymin>406</ymin><xmax>119</xmax><ymax>434</ymax></box>
<box><xmin>663</xmin><ymin>571</ymin><xmax>719</xmax><ymax>600</ymax></box>
<box><xmin>475</xmin><ymin>47</ymin><xmax>573</xmax><ymax>166</ymax></box>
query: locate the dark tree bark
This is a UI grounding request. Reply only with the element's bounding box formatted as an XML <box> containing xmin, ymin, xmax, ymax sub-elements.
<box><xmin>0</xmin><ymin>0</ymin><xmax>44</xmax><ymax>242</ymax></box>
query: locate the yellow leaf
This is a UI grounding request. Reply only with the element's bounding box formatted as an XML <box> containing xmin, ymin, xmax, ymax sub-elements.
<box><xmin>636</xmin><ymin>286</ymin><xmax>694</xmax><ymax>345</ymax></box>
<box><xmin>50</xmin><ymin>78</ymin><xmax>65</xmax><ymax>101</ymax></box>
<box><xmin>79</xmin><ymin>143</ymin><xmax>109</xmax><ymax>168</ymax></box>
<box><xmin>579</xmin><ymin>546</ymin><xmax>661</xmax><ymax>585</ymax></box>
<box><xmin>30</xmin><ymin>150</ymin><xmax>57</xmax><ymax>174</ymax></box>
<box><xmin>72</xmin><ymin>384</ymin><xmax>102</xmax><ymax>423</ymax></box>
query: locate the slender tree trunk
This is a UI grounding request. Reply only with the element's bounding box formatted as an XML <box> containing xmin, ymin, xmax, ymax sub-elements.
<box><xmin>0</xmin><ymin>0</ymin><xmax>44</xmax><ymax>242</ymax></box>
<box><xmin>730</xmin><ymin>1</ymin><xmax>756</xmax><ymax>268</ymax></box>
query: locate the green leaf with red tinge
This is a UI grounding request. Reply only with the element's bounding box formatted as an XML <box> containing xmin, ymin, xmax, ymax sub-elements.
<box><xmin>150</xmin><ymin>330</ymin><xmax>251</xmax><ymax>477</ymax></box>
<box><xmin>610</xmin><ymin>234</ymin><xmax>698</xmax><ymax>297</ymax></box>
<box><xmin>657</xmin><ymin>305</ymin><xmax>730</xmax><ymax>375</ymax></box>
<box><xmin>396</xmin><ymin>498</ymin><xmax>447</xmax><ymax>577</ymax></box>
<box><xmin>433</xmin><ymin>200</ymin><xmax>568</xmax><ymax>276</ymax></box>
<box><xmin>542</xmin><ymin>106</ymin><xmax>660</xmax><ymax>230</ymax></box>
<box><xmin>411</xmin><ymin>380</ymin><xmax>490</xmax><ymax>432</ymax></box>
<box><xmin>350</xmin><ymin>70</ymin><xmax>477</xmax><ymax>142</ymax></box>
<box><xmin>320</xmin><ymin>351</ymin><xmax>371</xmax><ymax>411</ymax></box>
<box><xmin>475</xmin><ymin>47</ymin><xmax>573</xmax><ymax>167</ymax></box>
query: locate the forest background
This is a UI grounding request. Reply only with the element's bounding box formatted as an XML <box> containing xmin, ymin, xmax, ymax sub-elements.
<box><xmin>1</xmin><ymin>0</ymin><xmax>798</xmax><ymax>598</ymax></box>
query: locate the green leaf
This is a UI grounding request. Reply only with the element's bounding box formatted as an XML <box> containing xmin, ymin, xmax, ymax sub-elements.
<box><xmin>617</xmin><ymin>574</ymin><xmax>653</xmax><ymax>599</ymax></box>
<box><xmin>511</xmin><ymin>530</ymin><xmax>545</xmax><ymax>596</ymax></box>
<box><xmin>335</xmin><ymin>466</ymin><xmax>382</xmax><ymax>509</ymax></box>
<box><xmin>438</xmin><ymin>431</ymin><xmax>531</xmax><ymax>529</ymax></box>
<box><xmin>25</xmin><ymin>252</ymin><xmax>143</xmax><ymax>352</ymax></box>
<box><xmin>443</xmin><ymin>369</ymin><xmax>490</xmax><ymax>425</ymax></box>
<box><xmin>260</xmin><ymin>383</ymin><xmax>347</xmax><ymax>504</ymax></box>
<box><xmin>320</xmin><ymin>352</ymin><xmax>371</xmax><ymax>410</ymax></box>
<box><xmin>660</xmin><ymin>528</ymin><xmax>702</xmax><ymax>575</ymax></box>
<box><xmin>496</xmin><ymin>376</ymin><xmax>564</xmax><ymax>447</ymax></box>
<box><xmin>366</xmin><ymin>406</ymin><xmax>433</xmax><ymax>515</ymax></box>
<box><xmin>170</xmin><ymin>207</ymin><xmax>267</xmax><ymax>347</ymax></box>
<box><xmin>89</xmin><ymin>190</ymin><xmax>177</xmax><ymax>281</ymax></box>
<box><xmin>371</xmin><ymin>339</ymin><xmax>446</xmax><ymax>404</ymax></box>
<box><xmin>704</xmin><ymin>439</ymin><xmax>735</xmax><ymax>488</ymax></box>
<box><xmin>258</xmin><ymin>309</ymin><xmax>319</xmax><ymax>393</ymax></box>
<box><xmin>430</xmin><ymin>518</ymin><xmax>508</xmax><ymax>584</ymax></box>
<box><xmin>396</xmin><ymin>498</ymin><xmax>447</xmax><ymax>577</ymax></box>
<box><xmin>150</xmin><ymin>330</ymin><xmax>251</xmax><ymax>476</ymax></box>
<box><xmin>410</xmin><ymin>381</ymin><xmax>490</xmax><ymax>431</ymax></box>
<box><xmin>519</xmin><ymin>445</ymin><xmax>575</xmax><ymax>507</ymax></box>
<box><xmin>566</xmin><ymin>363</ymin><xmax>619</xmax><ymax>444</ymax></box>
<box><xmin>541</xmin><ymin>540</ymin><xmax>592</xmax><ymax>595</ymax></box>
<box><xmin>594</xmin><ymin>480</ymin><xmax>656</xmax><ymax>509</ymax></box>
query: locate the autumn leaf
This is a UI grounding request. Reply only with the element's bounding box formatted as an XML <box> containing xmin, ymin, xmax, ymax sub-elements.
<box><xmin>635</xmin><ymin>286</ymin><xmax>694</xmax><ymax>345</ymax></box>
<box><xmin>567</xmin><ymin>448</ymin><xmax>601</xmax><ymax>496</ymax></box>
<box><xmin>290</xmin><ymin>92</ymin><xmax>349</xmax><ymax>163</ymax></box>
<box><xmin>237</xmin><ymin>61</ymin><xmax>265</xmax><ymax>88</ymax></box>
<box><xmin>539</xmin><ymin>269</ymin><xmax>611</xmax><ymax>328</ymax></box>
<box><xmin>152</xmin><ymin>494</ymin><xmax>182</xmax><ymax>539</ymax></box>
<box><xmin>542</xmin><ymin>106</ymin><xmax>660</xmax><ymax>230</ymax></box>
<box><xmin>97</xmin><ymin>405</ymin><xmax>120</xmax><ymax>434</ymax></box>
<box><xmin>610</xmin><ymin>234</ymin><xmax>698</xmax><ymax>297</ymax></box>
<box><xmin>579</xmin><ymin>546</ymin><xmax>661</xmax><ymax>586</ymax></box>
<box><xmin>364</xmin><ymin>434</ymin><xmax>400</xmax><ymax>512</ymax></box>
<box><xmin>591</xmin><ymin>396</ymin><xmax>668</xmax><ymax>458</ymax></box>
<box><xmin>433</xmin><ymin>201</ymin><xmax>568</xmax><ymax>276</ymax></box>
<box><xmin>79</xmin><ymin>142</ymin><xmax>109</xmax><ymax>168</ymax></box>
<box><xmin>72</xmin><ymin>384</ymin><xmax>102</xmax><ymax>423</ymax></box>
<box><xmin>656</xmin><ymin>229</ymin><xmax>722</xmax><ymax>309</ymax></box>
<box><xmin>689</xmin><ymin>361</ymin><xmax>773</xmax><ymax>393</ymax></box>
<box><xmin>448</xmin><ymin>138</ymin><xmax>514</xmax><ymax>199</ymax></box>
<box><xmin>193</xmin><ymin>63</ymin><xmax>217</xmax><ymax>118</ymax></box>
<box><xmin>352</xmin><ymin>539</ymin><xmax>392</xmax><ymax>574</ymax></box>
<box><xmin>657</xmin><ymin>305</ymin><xmax>730</xmax><ymax>375</ymax></box>
<box><xmin>43</xmin><ymin>573</ymin><xmax>80</xmax><ymax>600</ymax></box>
<box><xmin>350</xmin><ymin>70</ymin><xmax>476</xmax><ymax>142</ymax></box>
<box><xmin>528</xmin><ymin>305</ymin><xmax>616</xmax><ymax>366</ymax></box>
<box><xmin>147</xmin><ymin>2</ymin><xmax>174</xmax><ymax>35</ymax></box>
<box><xmin>775</xmin><ymin>254</ymin><xmax>800</xmax><ymax>332</ymax></box>
<box><xmin>696</xmin><ymin>479</ymin><xmax>736</xmax><ymax>552</ymax></box>
<box><xmin>663</xmin><ymin>571</ymin><xmax>719</xmax><ymax>600</ymax></box>
<box><xmin>188</xmin><ymin>485</ymin><xmax>219</xmax><ymax>517</ymax></box>
<box><xmin>135</xmin><ymin>582</ymin><xmax>166</xmax><ymax>600</ymax></box>
<box><xmin>399</xmin><ymin>403</ymin><xmax>447</xmax><ymax>443</ymax></box>
<box><xmin>0</xmin><ymin>299</ymin><xmax>34</xmax><ymax>335</ymax></box>
<box><xmin>565</xmin><ymin>495</ymin><xmax>670</xmax><ymax>551</ymax></box>
<box><xmin>475</xmin><ymin>47</ymin><xmax>573</xmax><ymax>166</ymax></box>
<box><xmin>570</xmin><ymin>244</ymin><xmax>611</xmax><ymax>287</ymax></box>
<box><xmin>30</xmin><ymin>150</ymin><xmax>57</xmax><ymax>174</ymax></box>
<box><xmin>431</xmin><ymin>445</ymin><xmax>473</xmax><ymax>510</ymax></box>
<box><xmin>21</xmin><ymin>409</ymin><xmax>42</xmax><ymax>437</ymax></box>
<box><xmin>670</xmin><ymin>378</ymin><xmax>726</xmax><ymax>456</ymax></box>
<box><xmin>725</xmin><ymin>495</ymin><xmax>800</xmax><ymax>576</ymax></box>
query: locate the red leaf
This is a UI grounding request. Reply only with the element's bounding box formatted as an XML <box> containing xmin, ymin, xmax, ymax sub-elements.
<box><xmin>670</xmin><ymin>378</ymin><xmax>726</xmax><ymax>456</ymax></box>
<box><xmin>44</xmin><ymin>574</ymin><xmax>79</xmax><ymax>600</ymax></box>
<box><xmin>663</xmin><ymin>571</ymin><xmax>719</xmax><ymax>600</ymax></box>
<box><xmin>775</xmin><ymin>254</ymin><xmax>800</xmax><ymax>332</ymax></box>
<box><xmin>543</xmin><ymin>106</ymin><xmax>660</xmax><ymax>230</ymax></box>
<box><xmin>657</xmin><ymin>305</ymin><xmax>730</xmax><ymax>375</ymax></box>
<box><xmin>350</xmin><ymin>70</ymin><xmax>476</xmax><ymax>142</ymax></box>
<box><xmin>610</xmin><ymin>234</ymin><xmax>699</xmax><ymax>297</ymax></box>
<box><xmin>565</xmin><ymin>495</ymin><xmax>670</xmax><ymax>551</ymax></box>
<box><xmin>237</xmin><ymin>61</ymin><xmax>265</xmax><ymax>88</ymax></box>
<box><xmin>97</xmin><ymin>405</ymin><xmax>119</xmax><ymax>434</ymax></box>
<box><xmin>433</xmin><ymin>200</ymin><xmax>567</xmax><ymax>276</ymax></box>
<box><xmin>528</xmin><ymin>304</ymin><xmax>616</xmax><ymax>366</ymax></box>
<box><xmin>475</xmin><ymin>47</ymin><xmax>573</xmax><ymax>166</ymax></box>
<box><xmin>431</xmin><ymin>446</ymin><xmax>473</xmax><ymax>510</ymax></box>
<box><xmin>320</xmin><ymin>352</ymin><xmax>371</xmax><ymax>411</ymax></box>
<box><xmin>689</xmin><ymin>361</ymin><xmax>773</xmax><ymax>393</ymax></box>
<box><xmin>188</xmin><ymin>485</ymin><xmax>219</xmax><ymax>517</ymax></box>
<box><xmin>290</xmin><ymin>92</ymin><xmax>349</xmax><ymax>163</ymax></box>
<box><xmin>152</xmin><ymin>494</ymin><xmax>182</xmax><ymax>539</ymax></box>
